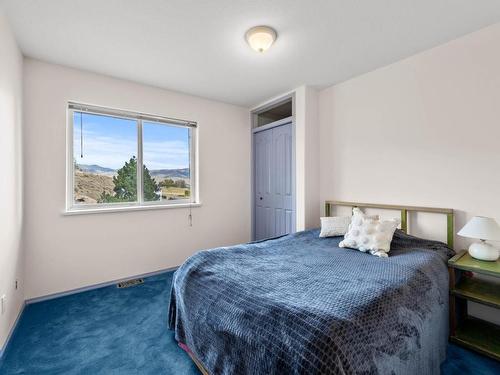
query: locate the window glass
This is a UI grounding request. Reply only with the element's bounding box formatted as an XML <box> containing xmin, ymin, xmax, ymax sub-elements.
<box><xmin>73</xmin><ymin>112</ymin><xmax>137</xmax><ymax>205</ymax></box>
<box><xmin>142</xmin><ymin>121</ymin><xmax>191</xmax><ymax>202</ymax></box>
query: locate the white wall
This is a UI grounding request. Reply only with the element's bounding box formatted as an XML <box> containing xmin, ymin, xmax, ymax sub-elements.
<box><xmin>319</xmin><ymin>23</ymin><xmax>500</xmax><ymax>323</ymax></box>
<box><xmin>0</xmin><ymin>9</ymin><xmax>24</xmax><ymax>352</ymax></box>
<box><xmin>23</xmin><ymin>59</ymin><xmax>251</xmax><ymax>299</ymax></box>
<box><xmin>295</xmin><ymin>86</ymin><xmax>320</xmax><ymax>230</ymax></box>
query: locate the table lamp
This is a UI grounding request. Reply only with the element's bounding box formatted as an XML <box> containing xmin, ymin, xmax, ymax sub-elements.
<box><xmin>457</xmin><ymin>216</ymin><xmax>500</xmax><ymax>261</ymax></box>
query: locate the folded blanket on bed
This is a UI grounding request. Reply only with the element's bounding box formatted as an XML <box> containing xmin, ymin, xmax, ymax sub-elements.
<box><xmin>168</xmin><ymin>229</ymin><xmax>454</xmax><ymax>375</ymax></box>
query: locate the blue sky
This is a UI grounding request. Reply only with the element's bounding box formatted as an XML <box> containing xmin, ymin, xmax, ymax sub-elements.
<box><xmin>73</xmin><ymin>112</ymin><xmax>190</xmax><ymax>170</ymax></box>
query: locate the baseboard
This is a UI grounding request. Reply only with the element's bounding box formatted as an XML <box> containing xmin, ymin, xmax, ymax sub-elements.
<box><xmin>0</xmin><ymin>301</ymin><xmax>26</xmax><ymax>361</ymax></box>
<box><xmin>25</xmin><ymin>266</ymin><xmax>179</xmax><ymax>304</ymax></box>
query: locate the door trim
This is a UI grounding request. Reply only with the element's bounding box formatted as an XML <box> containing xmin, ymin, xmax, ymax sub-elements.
<box><xmin>251</xmin><ymin>94</ymin><xmax>296</xmax><ymax>241</ymax></box>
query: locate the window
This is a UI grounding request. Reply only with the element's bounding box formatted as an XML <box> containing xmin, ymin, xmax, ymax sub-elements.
<box><xmin>67</xmin><ymin>102</ymin><xmax>197</xmax><ymax>212</ymax></box>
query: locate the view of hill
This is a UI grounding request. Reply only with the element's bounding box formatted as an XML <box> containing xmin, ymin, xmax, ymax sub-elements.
<box><xmin>149</xmin><ymin>168</ymin><xmax>189</xmax><ymax>179</ymax></box>
<box><xmin>76</xmin><ymin>164</ymin><xmax>189</xmax><ymax>179</ymax></box>
<box><xmin>74</xmin><ymin>171</ymin><xmax>114</xmax><ymax>203</ymax></box>
<box><xmin>77</xmin><ymin>164</ymin><xmax>116</xmax><ymax>174</ymax></box>
<box><xmin>73</xmin><ymin>164</ymin><xmax>190</xmax><ymax>204</ymax></box>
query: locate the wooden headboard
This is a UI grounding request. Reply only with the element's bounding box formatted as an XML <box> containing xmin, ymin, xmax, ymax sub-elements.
<box><xmin>325</xmin><ymin>200</ymin><xmax>455</xmax><ymax>248</ymax></box>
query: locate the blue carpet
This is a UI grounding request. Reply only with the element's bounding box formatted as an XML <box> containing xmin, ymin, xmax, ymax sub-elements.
<box><xmin>0</xmin><ymin>270</ymin><xmax>498</xmax><ymax>374</ymax></box>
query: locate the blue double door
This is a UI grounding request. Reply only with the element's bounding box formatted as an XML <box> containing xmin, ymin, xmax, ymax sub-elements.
<box><xmin>254</xmin><ymin>123</ymin><xmax>294</xmax><ymax>240</ymax></box>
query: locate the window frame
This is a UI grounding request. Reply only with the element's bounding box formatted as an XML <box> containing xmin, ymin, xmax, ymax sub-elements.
<box><xmin>65</xmin><ymin>102</ymin><xmax>198</xmax><ymax>213</ymax></box>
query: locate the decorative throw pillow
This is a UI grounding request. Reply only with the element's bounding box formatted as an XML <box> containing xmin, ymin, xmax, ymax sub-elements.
<box><xmin>319</xmin><ymin>210</ymin><xmax>379</xmax><ymax>238</ymax></box>
<box><xmin>319</xmin><ymin>216</ymin><xmax>351</xmax><ymax>237</ymax></box>
<box><xmin>339</xmin><ymin>208</ymin><xmax>400</xmax><ymax>257</ymax></box>
<box><xmin>350</xmin><ymin>208</ymin><xmax>379</xmax><ymax>222</ymax></box>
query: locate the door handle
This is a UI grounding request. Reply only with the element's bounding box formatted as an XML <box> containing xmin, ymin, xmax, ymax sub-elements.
<box><xmin>259</xmin><ymin>197</ymin><xmax>263</xmax><ymax>200</ymax></box>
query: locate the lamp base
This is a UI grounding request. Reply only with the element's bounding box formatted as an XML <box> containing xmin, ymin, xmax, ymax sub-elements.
<box><xmin>468</xmin><ymin>241</ymin><xmax>499</xmax><ymax>261</ymax></box>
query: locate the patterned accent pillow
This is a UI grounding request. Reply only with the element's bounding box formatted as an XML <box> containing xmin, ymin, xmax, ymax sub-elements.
<box><xmin>339</xmin><ymin>208</ymin><xmax>400</xmax><ymax>257</ymax></box>
<box><xmin>319</xmin><ymin>216</ymin><xmax>351</xmax><ymax>237</ymax></box>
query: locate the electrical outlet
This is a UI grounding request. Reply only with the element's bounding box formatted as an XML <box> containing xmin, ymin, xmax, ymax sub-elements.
<box><xmin>1</xmin><ymin>295</ymin><xmax>5</xmax><ymax>315</ymax></box>
<box><xmin>15</xmin><ymin>279</ymin><xmax>18</xmax><ymax>290</ymax></box>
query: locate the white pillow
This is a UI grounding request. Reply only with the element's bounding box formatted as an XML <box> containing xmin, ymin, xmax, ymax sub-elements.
<box><xmin>339</xmin><ymin>208</ymin><xmax>400</xmax><ymax>257</ymax></box>
<box><xmin>319</xmin><ymin>210</ymin><xmax>379</xmax><ymax>238</ymax></box>
<box><xmin>319</xmin><ymin>216</ymin><xmax>351</xmax><ymax>237</ymax></box>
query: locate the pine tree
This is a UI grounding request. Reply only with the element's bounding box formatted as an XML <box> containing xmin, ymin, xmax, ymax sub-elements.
<box><xmin>143</xmin><ymin>165</ymin><xmax>159</xmax><ymax>201</ymax></box>
<box><xmin>99</xmin><ymin>156</ymin><xmax>160</xmax><ymax>203</ymax></box>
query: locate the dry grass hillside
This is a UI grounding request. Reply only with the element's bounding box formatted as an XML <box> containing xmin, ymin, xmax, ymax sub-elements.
<box><xmin>74</xmin><ymin>171</ymin><xmax>114</xmax><ymax>203</ymax></box>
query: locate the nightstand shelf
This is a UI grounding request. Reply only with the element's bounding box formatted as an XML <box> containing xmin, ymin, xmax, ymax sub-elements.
<box><xmin>452</xmin><ymin>277</ymin><xmax>500</xmax><ymax>309</ymax></box>
<box><xmin>451</xmin><ymin>317</ymin><xmax>500</xmax><ymax>360</ymax></box>
<box><xmin>448</xmin><ymin>250</ymin><xmax>500</xmax><ymax>361</ymax></box>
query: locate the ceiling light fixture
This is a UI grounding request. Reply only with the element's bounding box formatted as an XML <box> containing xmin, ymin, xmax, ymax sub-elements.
<box><xmin>245</xmin><ymin>26</ymin><xmax>277</xmax><ymax>53</ymax></box>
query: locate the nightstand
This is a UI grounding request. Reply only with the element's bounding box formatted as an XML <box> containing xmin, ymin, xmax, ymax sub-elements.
<box><xmin>448</xmin><ymin>250</ymin><xmax>500</xmax><ymax>360</ymax></box>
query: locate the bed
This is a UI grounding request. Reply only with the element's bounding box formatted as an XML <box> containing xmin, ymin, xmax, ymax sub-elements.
<box><xmin>168</xmin><ymin>201</ymin><xmax>455</xmax><ymax>374</ymax></box>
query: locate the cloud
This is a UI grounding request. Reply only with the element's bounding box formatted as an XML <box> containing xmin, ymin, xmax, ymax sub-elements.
<box><xmin>143</xmin><ymin>139</ymin><xmax>189</xmax><ymax>170</ymax></box>
<box><xmin>74</xmin><ymin>129</ymin><xmax>189</xmax><ymax>170</ymax></box>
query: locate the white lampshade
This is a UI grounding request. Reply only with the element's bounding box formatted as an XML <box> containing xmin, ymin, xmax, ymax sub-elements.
<box><xmin>457</xmin><ymin>216</ymin><xmax>500</xmax><ymax>241</ymax></box>
<box><xmin>245</xmin><ymin>26</ymin><xmax>277</xmax><ymax>52</ymax></box>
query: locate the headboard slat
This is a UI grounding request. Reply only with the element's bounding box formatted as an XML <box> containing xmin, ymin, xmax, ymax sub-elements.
<box><xmin>400</xmin><ymin>209</ymin><xmax>408</xmax><ymax>233</ymax></box>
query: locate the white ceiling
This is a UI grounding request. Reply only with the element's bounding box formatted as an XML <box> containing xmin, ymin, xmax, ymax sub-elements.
<box><xmin>2</xmin><ymin>0</ymin><xmax>500</xmax><ymax>107</ymax></box>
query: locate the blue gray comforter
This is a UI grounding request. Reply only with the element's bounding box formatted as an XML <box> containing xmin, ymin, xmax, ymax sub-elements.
<box><xmin>168</xmin><ymin>229</ymin><xmax>454</xmax><ymax>375</ymax></box>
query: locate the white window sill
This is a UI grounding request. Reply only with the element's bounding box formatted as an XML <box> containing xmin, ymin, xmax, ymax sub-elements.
<box><xmin>63</xmin><ymin>202</ymin><xmax>202</xmax><ymax>216</ymax></box>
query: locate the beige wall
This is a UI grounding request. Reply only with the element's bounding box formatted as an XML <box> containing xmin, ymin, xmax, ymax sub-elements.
<box><xmin>0</xmin><ymin>10</ymin><xmax>24</xmax><ymax>351</ymax></box>
<box><xmin>23</xmin><ymin>59</ymin><xmax>251</xmax><ymax>299</ymax></box>
<box><xmin>319</xmin><ymin>23</ymin><xmax>500</xmax><ymax>323</ymax></box>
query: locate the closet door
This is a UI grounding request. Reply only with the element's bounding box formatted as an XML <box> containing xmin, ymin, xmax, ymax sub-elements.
<box><xmin>254</xmin><ymin>129</ymin><xmax>273</xmax><ymax>240</ymax></box>
<box><xmin>271</xmin><ymin>124</ymin><xmax>294</xmax><ymax>236</ymax></box>
<box><xmin>254</xmin><ymin>122</ymin><xmax>294</xmax><ymax>240</ymax></box>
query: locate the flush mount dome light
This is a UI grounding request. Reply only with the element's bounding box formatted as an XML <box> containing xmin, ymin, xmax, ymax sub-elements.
<box><xmin>245</xmin><ymin>26</ymin><xmax>277</xmax><ymax>52</ymax></box>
